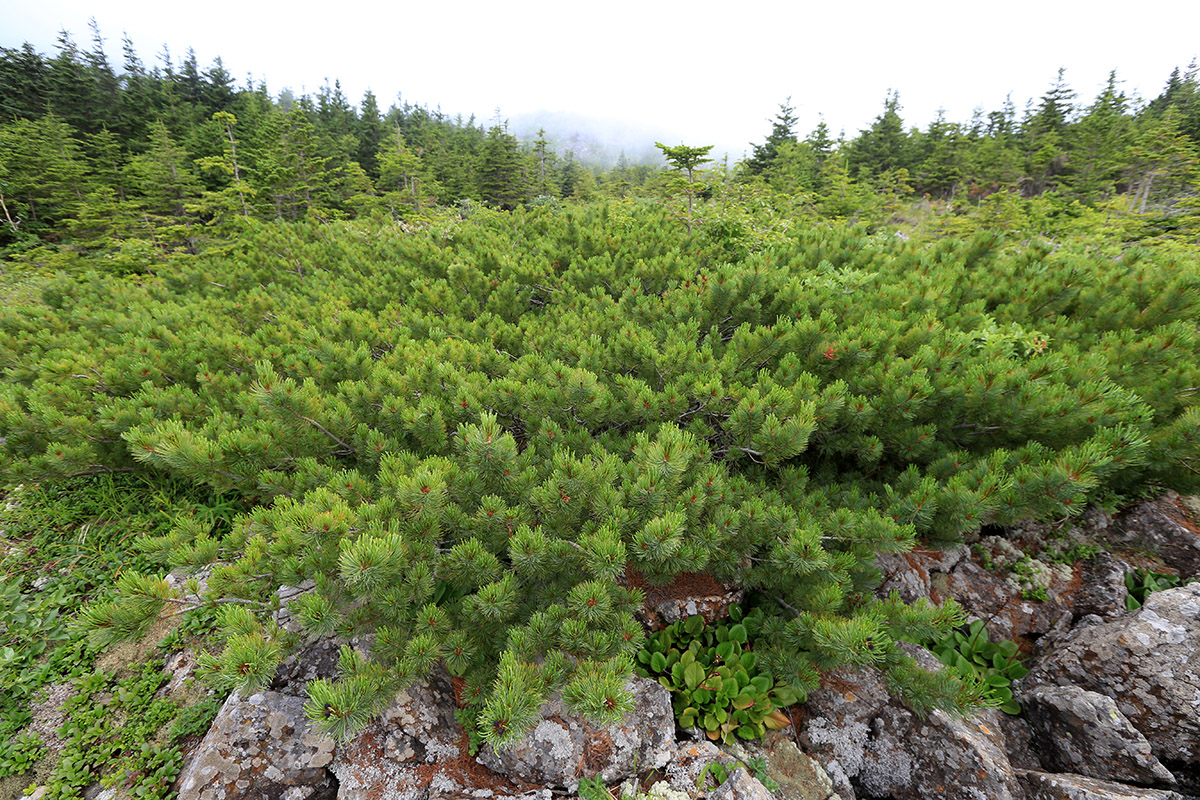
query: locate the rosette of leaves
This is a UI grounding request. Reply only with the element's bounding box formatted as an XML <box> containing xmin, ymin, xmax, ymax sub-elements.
<box><xmin>1124</xmin><ymin>568</ymin><xmax>1193</xmax><ymax>610</ymax></box>
<box><xmin>635</xmin><ymin>607</ymin><xmax>797</xmax><ymax>741</ymax></box>
<box><xmin>928</xmin><ymin>620</ymin><xmax>1027</xmax><ymax>714</ymax></box>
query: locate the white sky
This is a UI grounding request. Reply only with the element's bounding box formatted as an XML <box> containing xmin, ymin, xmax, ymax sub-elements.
<box><xmin>3</xmin><ymin>0</ymin><xmax>1199</xmax><ymax>161</ymax></box>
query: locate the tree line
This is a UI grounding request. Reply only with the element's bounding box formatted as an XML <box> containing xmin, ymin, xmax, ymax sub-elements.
<box><xmin>1</xmin><ymin>22</ymin><xmax>1197</xmax><ymax>262</ymax></box>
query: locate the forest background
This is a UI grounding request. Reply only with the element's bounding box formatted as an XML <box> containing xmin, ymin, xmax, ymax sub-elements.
<box><xmin>1</xmin><ymin>22</ymin><xmax>1199</xmax><ymax>261</ymax></box>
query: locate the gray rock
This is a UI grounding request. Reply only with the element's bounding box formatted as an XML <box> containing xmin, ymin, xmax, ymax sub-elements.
<box><xmin>722</xmin><ymin>733</ymin><xmax>840</xmax><ymax>800</ymax></box>
<box><xmin>273</xmin><ymin>579</ymin><xmax>318</xmax><ymax>634</ymax></box>
<box><xmin>1021</xmin><ymin>583</ymin><xmax>1200</xmax><ymax>790</ymax></box>
<box><xmin>1021</xmin><ymin>685</ymin><xmax>1174</xmax><ymax>785</ymax></box>
<box><xmin>795</xmin><ymin>651</ymin><xmax>1022</xmax><ymax>800</ymax></box>
<box><xmin>477</xmin><ymin>676</ymin><xmax>675</xmax><ymax>792</ymax></box>
<box><xmin>664</xmin><ymin>740</ymin><xmax>736</xmax><ymax>795</ymax></box>
<box><xmin>994</xmin><ymin>711</ymin><xmax>1042</xmax><ymax>771</ymax></box>
<box><xmin>271</xmin><ymin>636</ymin><xmax>351</xmax><ymax>697</ymax></box>
<box><xmin>794</xmin><ymin>666</ymin><xmax>891</xmax><ymax>799</ymax></box>
<box><xmin>1107</xmin><ymin>492</ymin><xmax>1200</xmax><ymax>579</ymax></box>
<box><xmin>177</xmin><ymin>690</ymin><xmax>336</xmax><ymax>800</ymax></box>
<box><xmin>1019</xmin><ymin>770</ymin><xmax>1188</xmax><ymax>800</ymax></box>
<box><xmin>938</xmin><ymin>557</ymin><xmax>1069</xmax><ymax>641</ymax></box>
<box><xmin>1073</xmin><ymin>554</ymin><xmax>1133</xmax><ymax>620</ymax></box>
<box><xmin>166</xmin><ymin>566</ymin><xmax>212</xmax><ymax>605</ymax></box>
<box><xmin>332</xmin><ymin>671</ymin><xmax>483</xmax><ymax>800</ymax></box>
<box><xmin>708</xmin><ymin>767</ymin><xmax>775</xmax><ymax>800</ymax></box>
<box><xmin>857</xmin><ymin>704</ymin><xmax>1023</xmax><ymax>800</ymax></box>
<box><xmin>875</xmin><ymin>545</ymin><xmax>968</xmax><ymax>603</ymax></box>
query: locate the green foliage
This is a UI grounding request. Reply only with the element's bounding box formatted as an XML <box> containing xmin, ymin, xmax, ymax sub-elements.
<box><xmin>635</xmin><ymin>609</ymin><xmax>796</xmax><ymax>742</ymax></box>
<box><xmin>0</xmin><ymin>475</ymin><xmax>239</xmax><ymax>794</ymax></box>
<box><xmin>696</xmin><ymin>759</ymin><xmax>780</xmax><ymax>794</ymax></box>
<box><xmin>1124</xmin><ymin>567</ymin><xmax>1196</xmax><ymax>610</ymax></box>
<box><xmin>927</xmin><ymin>620</ymin><xmax>1028</xmax><ymax>714</ymax></box>
<box><xmin>4</xmin><ymin>200</ymin><xmax>1198</xmax><ymax>748</ymax></box>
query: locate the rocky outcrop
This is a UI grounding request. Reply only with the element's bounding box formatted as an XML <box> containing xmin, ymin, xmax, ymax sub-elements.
<box><xmin>330</xmin><ymin>671</ymin><xmax>552</xmax><ymax>800</ymax></box>
<box><xmin>1021</xmin><ymin>685</ymin><xmax>1175</xmax><ymax>786</ymax></box>
<box><xmin>708</xmin><ymin>766</ymin><xmax>776</xmax><ymax>800</ymax></box>
<box><xmin>477</xmin><ymin>676</ymin><xmax>675</xmax><ymax>792</ymax></box>
<box><xmin>1071</xmin><ymin>554</ymin><xmax>1132</xmax><ymax>620</ymax></box>
<box><xmin>176</xmin><ymin>691</ymin><xmax>336</xmax><ymax>800</ymax></box>
<box><xmin>722</xmin><ymin>734</ymin><xmax>841</xmax><ymax>800</ymax></box>
<box><xmin>794</xmin><ymin>650</ymin><xmax>1023</xmax><ymax>800</ymax></box>
<box><xmin>1018</xmin><ymin>770</ymin><xmax>1188</xmax><ymax>800</ymax></box>
<box><xmin>1020</xmin><ymin>583</ymin><xmax>1200</xmax><ymax>791</ymax></box>
<box><xmin>1103</xmin><ymin>492</ymin><xmax>1200</xmax><ymax>578</ymax></box>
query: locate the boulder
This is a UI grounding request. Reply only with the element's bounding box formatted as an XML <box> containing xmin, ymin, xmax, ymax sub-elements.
<box><xmin>176</xmin><ymin>691</ymin><xmax>336</xmax><ymax>800</ymax></box>
<box><xmin>856</xmin><ymin>704</ymin><xmax>1023</xmax><ymax>800</ymax></box>
<box><xmin>722</xmin><ymin>733</ymin><xmax>841</xmax><ymax>800</ymax></box>
<box><xmin>935</xmin><ymin>557</ymin><xmax>1071</xmax><ymax>641</ymax></box>
<box><xmin>1072</xmin><ymin>554</ymin><xmax>1133</xmax><ymax>621</ymax></box>
<box><xmin>793</xmin><ymin>651</ymin><xmax>1022</xmax><ymax>800</ymax></box>
<box><xmin>874</xmin><ymin>545</ymin><xmax>968</xmax><ymax>603</ymax></box>
<box><xmin>708</xmin><ymin>767</ymin><xmax>775</xmax><ymax>800</ymax></box>
<box><xmin>331</xmin><ymin>671</ymin><xmax>548</xmax><ymax>800</ymax></box>
<box><xmin>1105</xmin><ymin>492</ymin><xmax>1200</xmax><ymax>579</ymax></box>
<box><xmin>1020</xmin><ymin>583</ymin><xmax>1200</xmax><ymax>791</ymax></box>
<box><xmin>1018</xmin><ymin>770</ymin><xmax>1188</xmax><ymax>800</ymax></box>
<box><xmin>477</xmin><ymin>675</ymin><xmax>675</xmax><ymax>792</ymax></box>
<box><xmin>1021</xmin><ymin>685</ymin><xmax>1174</xmax><ymax>786</ymax></box>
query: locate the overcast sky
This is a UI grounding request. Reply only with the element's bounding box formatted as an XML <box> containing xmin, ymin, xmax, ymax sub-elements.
<box><xmin>3</xmin><ymin>0</ymin><xmax>1198</xmax><ymax>161</ymax></box>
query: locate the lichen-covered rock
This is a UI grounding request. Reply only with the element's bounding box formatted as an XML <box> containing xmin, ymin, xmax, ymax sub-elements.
<box><xmin>1071</xmin><ymin>554</ymin><xmax>1132</xmax><ymax>621</ymax></box>
<box><xmin>1021</xmin><ymin>685</ymin><xmax>1175</xmax><ymax>786</ymax></box>
<box><xmin>1018</xmin><ymin>770</ymin><xmax>1188</xmax><ymax>800</ymax></box>
<box><xmin>663</xmin><ymin>740</ymin><xmax>735</xmax><ymax>796</ymax></box>
<box><xmin>176</xmin><ymin>691</ymin><xmax>336</xmax><ymax>800</ymax></box>
<box><xmin>708</xmin><ymin>767</ymin><xmax>775</xmax><ymax>800</ymax></box>
<box><xmin>875</xmin><ymin>545</ymin><xmax>968</xmax><ymax>603</ymax></box>
<box><xmin>936</xmin><ymin>557</ymin><xmax>1070</xmax><ymax>641</ymax></box>
<box><xmin>856</xmin><ymin>704</ymin><xmax>1023</xmax><ymax>800</ymax></box>
<box><xmin>793</xmin><ymin>665</ymin><xmax>890</xmax><ymax>799</ymax></box>
<box><xmin>993</xmin><ymin>710</ymin><xmax>1042</xmax><ymax>771</ymax></box>
<box><xmin>1020</xmin><ymin>583</ymin><xmax>1200</xmax><ymax>789</ymax></box>
<box><xmin>1105</xmin><ymin>492</ymin><xmax>1200</xmax><ymax>579</ymax></box>
<box><xmin>272</xmin><ymin>579</ymin><xmax>317</xmax><ymax>634</ymax></box>
<box><xmin>794</xmin><ymin>649</ymin><xmax>1026</xmax><ymax>800</ymax></box>
<box><xmin>331</xmin><ymin>671</ymin><xmax>517</xmax><ymax>800</ymax></box>
<box><xmin>722</xmin><ymin>734</ymin><xmax>840</xmax><ymax>800</ymax></box>
<box><xmin>477</xmin><ymin>676</ymin><xmax>674</xmax><ymax>792</ymax></box>
<box><xmin>270</xmin><ymin>636</ymin><xmax>355</xmax><ymax>697</ymax></box>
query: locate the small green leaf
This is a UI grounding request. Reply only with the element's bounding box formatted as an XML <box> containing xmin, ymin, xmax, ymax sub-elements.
<box><xmin>729</xmin><ymin>624</ymin><xmax>748</xmax><ymax>644</ymax></box>
<box><xmin>732</xmin><ymin>691</ymin><xmax>756</xmax><ymax>710</ymax></box>
<box><xmin>651</xmin><ymin>651</ymin><xmax>667</xmax><ymax>672</ymax></box>
<box><xmin>684</xmin><ymin>614</ymin><xmax>705</xmax><ymax>636</ymax></box>
<box><xmin>1000</xmin><ymin>699</ymin><xmax>1022</xmax><ymax>715</ymax></box>
<box><xmin>729</xmin><ymin>604</ymin><xmax>743</xmax><ymax>622</ymax></box>
<box><xmin>684</xmin><ymin>661</ymin><xmax>706</xmax><ymax>690</ymax></box>
<box><xmin>771</xmin><ymin>684</ymin><xmax>800</xmax><ymax>707</ymax></box>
